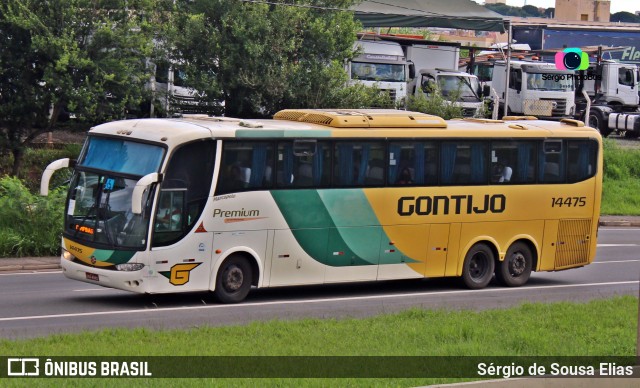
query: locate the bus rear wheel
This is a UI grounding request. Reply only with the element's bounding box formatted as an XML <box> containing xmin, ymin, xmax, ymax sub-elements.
<box><xmin>214</xmin><ymin>255</ymin><xmax>252</xmax><ymax>303</ymax></box>
<box><xmin>461</xmin><ymin>243</ymin><xmax>495</xmax><ymax>289</ymax></box>
<box><xmin>496</xmin><ymin>242</ymin><xmax>532</xmax><ymax>287</ymax></box>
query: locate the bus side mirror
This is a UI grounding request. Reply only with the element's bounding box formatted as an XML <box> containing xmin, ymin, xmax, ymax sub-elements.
<box><xmin>132</xmin><ymin>173</ymin><xmax>162</xmax><ymax>214</ymax></box>
<box><xmin>40</xmin><ymin>158</ymin><xmax>74</xmax><ymax>196</ymax></box>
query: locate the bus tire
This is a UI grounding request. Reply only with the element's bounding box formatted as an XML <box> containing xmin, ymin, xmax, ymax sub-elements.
<box><xmin>214</xmin><ymin>255</ymin><xmax>252</xmax><ymax>303</ymax></box>
<box><xmin>496</xmin><ymin>242</ymin><xmax>532</xmax><ymax>287</ymax></box>
<box><xmin>461</xmin><ymin>243</ymin><xmax>495</xmax><ymax>289</ymax></box>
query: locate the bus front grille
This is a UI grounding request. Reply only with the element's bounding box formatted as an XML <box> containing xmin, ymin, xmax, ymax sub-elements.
<box><xmin>554</xmin><ymin>219</ymin><xmax>591</xmax><ymax>269</ymax></box>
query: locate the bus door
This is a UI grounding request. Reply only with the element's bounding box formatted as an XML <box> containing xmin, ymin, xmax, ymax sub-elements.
<box><xmin>148</xmin><ymin>140</ymin><xmax>217</xmax><ymax>293</ymax></box>
<box><xmin>149</xmin><ymin>189</ymin><xmax>214</xmax><ymax>293</ymax></box>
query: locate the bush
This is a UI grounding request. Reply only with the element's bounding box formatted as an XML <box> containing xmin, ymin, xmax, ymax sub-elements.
<box><xmin>0</xmin><ymin>176</ymin><xmax>66</xmax><ymax>257</ymax></box>
<box><xmin>405</xmin><ymin>89</ymin><xmax>464</xmax><ymax>120</ymax></box>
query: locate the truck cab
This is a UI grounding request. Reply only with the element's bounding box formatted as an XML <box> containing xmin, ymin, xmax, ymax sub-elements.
<box><xmin>492</xmin><ymin>60</ymin><xmax>576</xmax><ymax>119</ymax></box>
<box><xmin>582</xmin><ymin>61</ymin><xmax>639</xmax><ymax>108</ymax></box>
<box><xmin>348</xmin><ymin>40</ymin><xmax>410</xmax><ymax>104</ymax></box>
<box><xmin>409</xmin><ymin>68</ymin><xmax>485</xmax><ymax>117</ymax></box>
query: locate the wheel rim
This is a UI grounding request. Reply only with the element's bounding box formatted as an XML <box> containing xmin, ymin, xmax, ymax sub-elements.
<box><xmin>469</xmin><ymin>252</ymin><xmax>489</xmax><ymax>280</ymax></box>
<box><xmin>588</xmin><ymin>115</ymin><xmax>599</xmax><ymax>128</ymax></box>
<box><xmin>223</xmin><ymin>265</ymin><xmax>244</xmax><ymax>292</ymax></box>
<box><xmin>508</xmin><ymin>252</ymin><xmax>526</xmax><ymax>277</ymax></box>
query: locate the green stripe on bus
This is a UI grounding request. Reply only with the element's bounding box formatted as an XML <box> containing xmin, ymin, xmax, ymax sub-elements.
<box><xmin>271</xmin><ymin>190</ymin><xmax>416</xmax><ymax>267</ymax></box>
<box><xmin>91</xmin><ymin>249</ymin><xmax>136</xmax><ymax>265</ymax></box>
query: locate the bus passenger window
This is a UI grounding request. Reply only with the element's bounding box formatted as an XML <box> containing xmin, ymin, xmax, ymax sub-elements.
<box><xmin>334</xmin><ymin>142</ymin><xmax>384</xmax><ymax>187</ymax></box>
<box><xmin>491</xmin><ymin>141</ymin><xmax>534</xmax><ymax>184</ymax></box>
<box><xmin>539</xmin><ymin>140</ymin><xmax>565</xmax><ymax>183</ymax></box>
<box><xmin>567</xmin><ymin>140</ymin><xmax>597</xmax><ymax>183</ymax></box>
<box><xmin>217</xmin><ymin>142</ymin><xmax>274</xmax><ymax>194</ymax></box>
<box><xmin>277</xmin><ymin>141</ymin><xmax>330</xmax><ymax>188</ymax></box>
<box><xmin>441</xmin><ymin>142</ymin><xmax>487</xmax><ymax>185</ymax></box>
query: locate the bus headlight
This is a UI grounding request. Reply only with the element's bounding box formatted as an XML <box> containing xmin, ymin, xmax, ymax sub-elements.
<box><xmin>116</xmin><ymin>263</ymin><xmax>145</xmax><ymax>271</ymax></box>
<box><xmin>62</xmin><ymin>249</ymin><xmax>74</xmax><ymax>261</ymax></box>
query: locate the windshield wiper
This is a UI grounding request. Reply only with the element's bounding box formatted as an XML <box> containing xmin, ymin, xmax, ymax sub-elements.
<box><xmin>461</xmin><ymin>77</ymin><xmax>481</xmax><ymax>101</ymax></box>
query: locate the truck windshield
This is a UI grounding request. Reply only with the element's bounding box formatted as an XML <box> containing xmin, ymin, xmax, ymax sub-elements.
<box><xmin>351</xmin><ymin>62</ymin><xmax>406</xmax><ymax>82</ymax></box>
<box><xmin>65</xmin><ymin>137</ymin><xmax>165</xmax><ymax>249</ymax></box>
<box><xmin>526</xmin><ymin>72</ymin><xmax>574</xmax><ymax>91</ymax></box>
<box><xmin>438</xmin><ymin>75</ymin><xmax>481</xmax><ymax>102</ymax></box>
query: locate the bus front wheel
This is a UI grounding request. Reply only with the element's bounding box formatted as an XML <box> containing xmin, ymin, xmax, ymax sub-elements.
<box><xmin>496</xmin><ymin>242</ymin><xmax>532</xmax><ymax>287</ymax></box>
<box><xmin>214</xmin><ymin>255</ymin><xmax>252</xmax><ymax>303</ymax></box>
<box><xmin>461</xmin><ymin>244</ymin><xmax>495</xmax><ymax>289</ymax></box>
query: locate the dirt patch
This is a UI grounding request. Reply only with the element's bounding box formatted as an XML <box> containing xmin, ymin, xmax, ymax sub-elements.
<box><xmin>31</xmin><ymin>130</ymin><xmax>87</xmax><ymax>146</ymax></box>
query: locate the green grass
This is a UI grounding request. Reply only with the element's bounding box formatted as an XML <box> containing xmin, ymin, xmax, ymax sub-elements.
<box><xmin>601</xmin><ymin>138</ymin><xmax>640</xmax><ymax>215</ymax></box>
<box><xmin>1</xmin><ymin>296</ymin><xmax>637</xmax><ymax>386</ymax></box>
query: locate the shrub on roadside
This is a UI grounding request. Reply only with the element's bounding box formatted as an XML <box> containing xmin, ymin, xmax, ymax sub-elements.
<box><xmin>0</xmin><ymin>176</ymin><xmax>66</xmax><ymax>257</ymax></box>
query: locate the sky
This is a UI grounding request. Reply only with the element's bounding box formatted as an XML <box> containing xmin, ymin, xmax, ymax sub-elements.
<box><xmin>482</xmin><ymin>1</ymin><xmax>636</xmax><ymax>15</ymax></box>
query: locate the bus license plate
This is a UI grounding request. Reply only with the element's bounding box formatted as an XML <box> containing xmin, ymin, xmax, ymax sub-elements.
<box><xmin>86</xmin><ymin>272</ymin><xmax>99</xmax><ymax>281</ymax></box>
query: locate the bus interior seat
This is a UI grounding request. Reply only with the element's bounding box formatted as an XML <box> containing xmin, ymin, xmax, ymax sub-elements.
<box><xmin>296</xmin><ymin>163</ymin><xmax>313</xmax><ymax>186</ymax></box>
<box><xmin>365</xmin><ymin>166</ymin><xmax>384</xmax><ymax>185</ymax></box>
<box><xmin>543</xmin><ymin>162</ymin><xmax>560</xmax><ymax>181</ymax></box>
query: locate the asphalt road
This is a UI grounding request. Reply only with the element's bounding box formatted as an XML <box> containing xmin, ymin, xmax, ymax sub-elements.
<box><xmin>0</xmin><ymin>227</ymin><xmax>638</xmax><ymax>339</ymax></box>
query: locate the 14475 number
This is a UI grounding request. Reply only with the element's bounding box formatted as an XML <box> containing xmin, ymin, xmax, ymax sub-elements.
<box><xmin>551</xmin><ymin>197</ymin><xmax>586</xmax><ymax>207</ymax></box>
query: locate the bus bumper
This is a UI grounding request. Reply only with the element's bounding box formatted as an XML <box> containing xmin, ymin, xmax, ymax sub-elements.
<box><xmin>61</xmin><ymin>258</ymin><xmax>147</xmax><ymax>293</ymax></box>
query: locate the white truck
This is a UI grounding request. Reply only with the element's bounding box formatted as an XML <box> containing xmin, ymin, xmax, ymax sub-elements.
<box><xmin>409</xmin><ymin>68</ymin><xmax>485</xmax><ymax>117</ymax></box>
<box><xmin>349</xmin><ymin>40</ymin><xmax>411</xmax><ymax>104</ymax></box>
<box><xmin>579</xmin><ymin>60</ymin><xmax>640</xmax><ymax>137</ymax></box>
<box><xmin>491</xmin><ymin>60</ymin><xmax>576</xmax><ymax>119</ymax></box>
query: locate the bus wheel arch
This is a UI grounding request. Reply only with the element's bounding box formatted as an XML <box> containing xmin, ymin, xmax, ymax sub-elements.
<box><xmin>495</xmin><ymin>240</ymin><xmax>535</xmax><ymax>287</ymax></box>
<box><xmin>461</xmin><ymin>242</ymin><xmax>496</xmax><ymax>289</ymax></box>
<box><xmin>212</xmin><ymin>251</ymin><xmax>260</xmax><ymax>303</ymax></box>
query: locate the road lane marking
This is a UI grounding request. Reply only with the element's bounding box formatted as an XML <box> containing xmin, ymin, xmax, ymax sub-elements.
<box><xmin>72</xmin><ymin>288</ymin><xmax>112</xmax><ymax>292</ymax></box>
<box><xmin>0</xmin><ymin>280</ymin><xmax>637</xmax><ymax>323</ymax></box>
<box><xmin>0</xmin><ymin>271</ymin><xmax>63</xmax><ymax>276</ymax></box>
<box><xmin>593</xmin><ymin>260</ymin><xmax>640</xmax><ymax>264</ymax></box>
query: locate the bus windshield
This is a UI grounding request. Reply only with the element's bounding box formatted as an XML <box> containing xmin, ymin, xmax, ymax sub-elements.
<box><xmin>65</xmin><ymin>137</ymin><xmax>165</xmax><ymax>249</ymax></box>
<box><xmin>79</xmin><ymin>136</ymin><xmax>164</xmax><ymax>176</ymax></box>
<box><xmin>65</xmin><ymin>172</ymin><xmax>155</xmax><ymax>250</ymax></box>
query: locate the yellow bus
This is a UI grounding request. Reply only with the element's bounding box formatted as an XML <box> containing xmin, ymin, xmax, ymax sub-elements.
<box><xmin>41</xmin><ymin>109</ymin><xmax>602</xmax><ymax>303</ymax></box>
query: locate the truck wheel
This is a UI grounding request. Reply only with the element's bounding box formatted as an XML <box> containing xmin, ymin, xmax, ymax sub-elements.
<box><xmin>495</xmin><ymin>242</ymin><xmax>533</xmax><ymax>287</ymax></box>
<box><xmin>588</xmin><ymin>110</ymin><xmax>611</xmax><ymax>137</ymax></box>
<box><xmin>214</xmin><ymin>255</ymin><xmax>252</xmax><ymax>303</ymax></box>
<box><xmin>461</xmin><ymin>243</ymin><xmax>495</xmax><ymax>289</ymax></box>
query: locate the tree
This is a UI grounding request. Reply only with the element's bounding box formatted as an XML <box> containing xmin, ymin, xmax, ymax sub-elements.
<box><xmin>522</xmin><ymin>5</ymin><xmax>543</xmax><ymax>18</ymax></box>
<box><xmin>0</xmin><ymin>0</ymin><xmax>169</xmax><ymax>176</ymax></box>
<box><xmin>610</xmin><ymin>12</ymin><xmax>640</xmax><ymax>23</ymax></box>
<box><xmin>170</xmin><ymin>0</ymin><xmax>374</xmax><ymax>118</ymax></box>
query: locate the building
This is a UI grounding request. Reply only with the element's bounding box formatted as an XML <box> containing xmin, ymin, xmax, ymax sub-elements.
<box><xmin>484</xmin><ymin>0</ymin><xmax>507</xmax><ymax>4</ymax></box>
<box><xmin>554</xmin><ymin>0</ymin><xmax>610</xmax><ymax>22</ymax></box>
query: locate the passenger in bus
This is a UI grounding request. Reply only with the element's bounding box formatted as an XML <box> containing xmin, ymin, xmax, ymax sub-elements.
<box><xmin>492</xmin><ymin>162</ymin><xmax>512</xmax><ymax>183</ymax></box>
<box><xmin>396</xmin><ymin>167</ymin><xmax>414</xmax><ymax>185</ymax></box>
<box><xmin>226</xmin><ymin>164</ymin><xmax>246</xmax><ymax>191</ymax></box>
